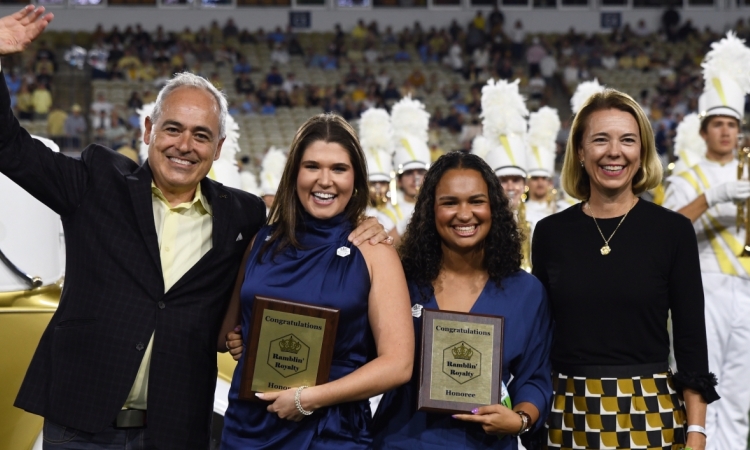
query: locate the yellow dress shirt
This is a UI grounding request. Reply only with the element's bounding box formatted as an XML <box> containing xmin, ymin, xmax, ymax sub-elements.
<box><xmin>123</xmin><ymin>183</ymin><xmax>213</xmax><ymax>410</ymax></box>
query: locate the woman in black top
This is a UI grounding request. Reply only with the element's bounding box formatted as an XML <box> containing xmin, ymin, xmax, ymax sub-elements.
<box><xmin>532</xmin><ymin>89</ymin><xmax>718</xmax><ymax>450</ymax></box>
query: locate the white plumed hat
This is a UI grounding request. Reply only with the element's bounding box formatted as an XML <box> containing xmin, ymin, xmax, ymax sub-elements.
<box><xmin>359</xmin><ymin>108</ymin><xmax>394</xmax><ymax>183</ymax></box>
<box><xmin>471</xmin><ymin>135</ymin><xmax>492</xmax><ymax>160</ymax></box>
<box><xmin>699</xmin><ymin>31</ymin><xmax>750</xmax><ymax>122</ymax></box>
<box><xmin>391</xmin><ymin>96</ymin><xmax>431</xmax><ymax>174</ymax></box>
<box><xmin>480</xmin><ymin>78</ymin><xmax>529</xmax><ymax>177</ymax></box>
<box><xmin>240</xmin><ymin>171</ymin><xmax>260</xmax><ymax>197</ymax></box>
<box><xmin>259</xmin><ymin>147</ymin><xmax>287</xmax><ymax>196</ymax></box>
<box><xmin>527</xmin><ymin>106</ymin><xmax>561</xmax><ymax>178</ymax></box>
<box><xmin>138</xmin><ymin>102</ymin><xmax>155</xmax><ymax>164</ymax></box>
<box><xmin>672</xmin><ymin>113</ymin><xmax>706</xmax><ymax>174</ymax></box>
<box><xmin>570</xmin><ymin>79</ymin><xmax>605</xmax><ymax>115</ymax></box>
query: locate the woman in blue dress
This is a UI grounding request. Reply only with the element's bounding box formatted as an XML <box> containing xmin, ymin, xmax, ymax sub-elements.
<box><xmin>373</xmin><ymin>151</ymin><xmax>553</xmax><ymax>449</ymax></box>
<box><xmin>219</xmin><ymin>114</ymin><xmax>414</xmax><ymax>449</ymax></box>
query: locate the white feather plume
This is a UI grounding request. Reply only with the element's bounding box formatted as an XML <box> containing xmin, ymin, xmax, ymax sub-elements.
<box><xmin>260</xmin><ymin>147</ymin><xmax>288</xmax><ymax>195</ymax></box>
<box><xmin>527</xmin><ymin>106</ymin><xmax>561</xmax><ymax>151</ymax></box>
<box><xmin>138</xmin><ymin>102</ymin><xmax>155</xmax><ymax>163</ymax></box>
<box><xmin>391</xmin><ymin>96</ymin><xmax>429</xmax><ymax>143</ymax></box>
<box><xmin>471</xmin><ymin>135</ymin><xmax>492</xmax><ymax>160</ymax></box>
<box><xmin>702</xmin><ymin>31</ymin><xmax>750</xmax><ymax>94</ymax></box>
<box><xmin>31</xmin><ymin>134</ymin><xmax>60</xmax><ymax>153</ymax></box>
<box><xmin>673</xmin><ymin>113</ymin><xmax>706</xmax><ymax>170</ymax></box>
<box><xmin>480</xmin><ymin>79</ymin><xmax>529</xmax><ymax>139</ymax></box>
<box><xmin>570</xmin><ymin>79</ymin><xmax>605</xmax><ymax>115</ymax></box>
<box><xmin>359</xmin><ymin>108</ymin><xmax>394</xmax><ymax>155</ymax></box>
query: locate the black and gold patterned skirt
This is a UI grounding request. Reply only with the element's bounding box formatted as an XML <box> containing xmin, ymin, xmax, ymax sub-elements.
<box><xmin>545</xmin><ymin>363</ymin><xmax>687</xmax><ymax>450</ymax></box>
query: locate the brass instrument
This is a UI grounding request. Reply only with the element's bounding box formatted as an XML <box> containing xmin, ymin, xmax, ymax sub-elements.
<box><xmin>514</xmin><ymin>193</ymin><xmax>533</xmax><ymax>272</ymax></box>
<box><xmin>738</xmin><ymin>144</ymin><xmax>750</xmax><ymax>257</ymax></box>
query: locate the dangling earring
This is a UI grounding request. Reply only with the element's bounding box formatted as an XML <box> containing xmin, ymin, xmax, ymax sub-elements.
<box><xmin>580</xmin><ymin>160</ymin><xmax>584</xmax><ymax>168</ymax></box>
<box><xmin>354</xmin><ymin>188</ymin><xmax>358</xmax><ymax>196</ymax></box>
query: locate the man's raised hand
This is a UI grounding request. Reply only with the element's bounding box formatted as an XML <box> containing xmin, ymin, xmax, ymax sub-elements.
<box><xmin>0</xmin><ymin>6</ymin><xmax>53</xmax><ymax>56</ymax></box>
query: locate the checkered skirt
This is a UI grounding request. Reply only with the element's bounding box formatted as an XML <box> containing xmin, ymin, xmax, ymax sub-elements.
<box><xmin>545</xmin><ymin>370</ymin><xmax>687</xmax><ymax>450</ymax></box>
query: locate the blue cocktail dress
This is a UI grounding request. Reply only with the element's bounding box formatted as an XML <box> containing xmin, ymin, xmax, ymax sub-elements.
<box><xmin>221</xmin><ymin>213</ymin><xmax>374</xmax><ymax>449</ymax></box>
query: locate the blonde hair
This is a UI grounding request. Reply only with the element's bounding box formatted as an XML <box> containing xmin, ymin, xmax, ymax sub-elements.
<box><xmin>561</xmin><ymin>89</ymin><xmax>663</xmax><ymax>200</ymax></box>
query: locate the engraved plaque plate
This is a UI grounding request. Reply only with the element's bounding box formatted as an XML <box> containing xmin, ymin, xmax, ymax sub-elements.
<box><xmin>418</xmin><ymin>309</ymin><xmax>504</xmax><ymax>414</ymax></box>
<box><xmin>239</xmin><ymin>296</ymin><xmax>339</xmax><ymax>400</ymax></box>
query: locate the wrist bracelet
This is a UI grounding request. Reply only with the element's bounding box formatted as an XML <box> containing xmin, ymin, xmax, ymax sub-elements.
<box><xmin>294</xmin><ymin>386</ymin><xmax>313</xmax><ymax>416</ymax></box>
<box><xmin>686</xmin><ymin>424</ymin><xmax>706</xmax><ymax>436</ymax></box>
<box><xmin>514</xmin><ymin>410</ymin><xmax>531</xmax><ymax>436</ymax></box>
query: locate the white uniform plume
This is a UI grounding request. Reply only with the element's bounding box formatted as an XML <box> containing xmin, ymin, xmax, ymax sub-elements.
<box><xmin>671</xmin><ymin>113</ymin><xmax>706</xmax><ymax>175</ymax></box>
<box><xmin>570</xmin><ymin>79</ymin><xmax>605</xmax><ymax>115</ymax></box>
<box><xmin>527</xmin><ymin>106</ymin><xmax>561</xmax><ymax>178</ymax></box>
<box><xmin>391</xmin><ymin>96</ymin><xmax>431</xmax><ymax>174</ymax></box>
<box><xmin>260</xmin><ymin>147</ymin><xmax>287</xmax><ymax>196</ymax></box>
<box><xmin>479</xmin><ymin>79</ymin><xmax>529</xmax><ymax>177</ymax></box>
<box><xmin>359</xmin><ymin>108</ymin><xmax>394</xmax><ymax>183</ymax></box>
<box><xmin>699</xmin><ymin>31</ymin><xmax>750</xmax><ymax>121</ymax></box>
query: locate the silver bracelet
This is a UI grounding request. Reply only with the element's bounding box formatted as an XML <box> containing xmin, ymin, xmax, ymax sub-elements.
<box><xmin>294</xmin><ymin>386</ymin><xmax>313</xmax><ymax>416</ymax></box>
<box><xmin>686</xmin><ymin>424</ymin><xmax>707</xmax><ymax>436</ymax></box>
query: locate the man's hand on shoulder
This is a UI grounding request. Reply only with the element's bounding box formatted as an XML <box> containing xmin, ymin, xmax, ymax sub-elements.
<box><xmin>0</xmin><ymin>6</ymin><xmax>53</xmax><ymax>56</ymax></box>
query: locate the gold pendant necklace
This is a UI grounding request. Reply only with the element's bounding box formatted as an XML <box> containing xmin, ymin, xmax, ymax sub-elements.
<box><xmin>587</xmin><ymin>198</ymin><xmax>637</xmax><ymax>256</ymax></box>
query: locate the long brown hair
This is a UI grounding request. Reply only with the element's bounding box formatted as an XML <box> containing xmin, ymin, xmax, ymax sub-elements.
<box><xmin>260</xmin><ymin>113</ymin><xmax>369</xmax><ymax>259</ymax></box>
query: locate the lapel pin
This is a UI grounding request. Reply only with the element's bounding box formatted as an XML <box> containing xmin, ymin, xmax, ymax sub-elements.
<box><xmin>219</xmin><ymin>194</ymin><xmax>228</xmax><ymax>199</ymax></box>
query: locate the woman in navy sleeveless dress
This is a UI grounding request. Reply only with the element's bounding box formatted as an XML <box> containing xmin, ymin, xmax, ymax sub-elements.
<box><xmin>373</xmin><ymin>152</ymin><xmax>553</xmax><ymax>449</ymax></box>
<box><xmin>220</xmin><ymin>114</ymin><xmax>413</xmax><ymax>449</ymax></box>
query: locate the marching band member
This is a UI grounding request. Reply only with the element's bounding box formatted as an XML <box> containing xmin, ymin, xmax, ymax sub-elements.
<box><xmin>662</xmin><ymin>31</ymin><xmax>750</xmax><ymax>450</ymax></box>
<box><xmin>389</xmin><ymin>96</ymin><xmax>431</xmax><ymax>244</ymax></box>
<box><xmin>525</xmin><ymin>106</ymin><xmax>561</xmax><ymax>231</ymax></box>
<box><xmin>359</xmin><ymin>107</ymin><xmax>397</xmax><ymax>234</ymax></box>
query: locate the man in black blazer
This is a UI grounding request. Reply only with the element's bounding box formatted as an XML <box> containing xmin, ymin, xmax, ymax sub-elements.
<box><xmin>0</xmin><ymin>7</ymin><xmax>386</xmax><ymax>450</ymax></box>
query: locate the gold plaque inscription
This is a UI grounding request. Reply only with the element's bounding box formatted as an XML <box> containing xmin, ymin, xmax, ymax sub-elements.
<box><xmin>251</xmin><ymin>308</ymin><xmax>327</xmax><ymax>393</ymax></box>
<box><xmin>429</xmin><ymin>319</ymin><xmax>494</xmax><ymax>405</ymax></box>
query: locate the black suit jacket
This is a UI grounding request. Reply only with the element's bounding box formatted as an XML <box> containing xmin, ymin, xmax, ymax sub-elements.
<box><xmin>0</xmin><ymin>74</ymin><xmax>265</xmax><ymax>449</ymax></box>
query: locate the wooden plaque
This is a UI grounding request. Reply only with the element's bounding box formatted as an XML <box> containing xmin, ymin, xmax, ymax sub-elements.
<box><xmin>417</xmin><ymin>308</ymin><xmax>504</xmax><ymax>414</ymax></box>
<box><xmin>239</xmin><ymin>296</ymin><xmax>339</xmax><ymax>401</ymax></box>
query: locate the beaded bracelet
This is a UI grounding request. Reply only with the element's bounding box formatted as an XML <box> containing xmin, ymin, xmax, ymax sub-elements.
<box><xmin>295</xmin><ymin>386</ymin><xmax>313</xmax><ymax>416</ymax></box>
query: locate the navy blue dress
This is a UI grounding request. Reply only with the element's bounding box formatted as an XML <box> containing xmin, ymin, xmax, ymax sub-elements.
<box><xmin>221</xmin><ymin>213</ymin><xmax>374</xmax><ymax>449</ymax></box>
<box><xmin>373</xmin><ymin>272</ymin><xmax>553</xmax><ymax>449</ymax></box>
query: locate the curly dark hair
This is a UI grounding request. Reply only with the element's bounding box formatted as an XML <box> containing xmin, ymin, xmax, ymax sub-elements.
<box><xmin>399</xmin><ymin>151</ymin><xmax>522</xmax><ymax>303</ymax></box>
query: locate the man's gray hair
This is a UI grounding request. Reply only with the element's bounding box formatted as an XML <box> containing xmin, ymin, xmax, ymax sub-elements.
<box><xmin>150</xmin><ymin>72</ymin><xmax>228</xmax><ymax>139</ymax></box>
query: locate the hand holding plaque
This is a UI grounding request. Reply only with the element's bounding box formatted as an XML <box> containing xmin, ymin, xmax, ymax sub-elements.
<box><xmin>239</xmin><ymin>296</ymin><xmax>339</xmax><ymax>401</ymax></box>
<box><xmin>417</xmin><ymin>309</ymin><xmax>504</xmax><ymax>414</ymax></box>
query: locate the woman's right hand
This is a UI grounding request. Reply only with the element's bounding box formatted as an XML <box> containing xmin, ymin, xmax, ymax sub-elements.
<box><xmin>452</xmin><ymin>404</ymin><xmax>524</xmax><ymax>436</ymax></box>
<box><xmin>225</xmin><ymin>326</ymin><xmax>244</xmax><ymax>360</ymax></box>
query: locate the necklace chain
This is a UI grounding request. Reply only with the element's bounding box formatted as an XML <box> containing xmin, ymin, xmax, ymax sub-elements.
<box><xmin>586</xmin><ymin>198</ymin><xmax>637</xmax><ymax>256</ymax></box>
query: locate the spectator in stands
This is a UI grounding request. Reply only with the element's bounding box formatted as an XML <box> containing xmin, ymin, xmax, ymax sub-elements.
<box><xmin>488</xmin><ymin>5</ymin><xmax>505</xmax><ymax>31</ymax></box>
<box><xmin>4</xmin><ymin>69</ymin><xmax>21</xmax><ymax>95</ymax></box>
<box><xmin>127</xmin><ymin>91</ymin><xmax>143</xmax><ymax>110</ymax></box>
<box><xmin>445</xmin><ymin>41</ymin><xmax>464</xmax><ymax>72</ymax></box>
<box><xmin>235</xmin><ymin>72</ymin><xmax>255</xmax><ymax>95</ymax></box>
<box><xmin>510</xmin><ymin>20</ymin><xmax>526</xmax><ymax>61</ymax></box>
<box><xmin>472</xmin><ymin>43</ymin><xmax>491</xmax><ymax>74</ymax></box>
<box><xmin>601</xmin><ymin>49</ymin><xmax>617</xmax><ymax>70</ymax></box>
<box><xmin>440</xmin><ymin>106</ymin><xmax>463</xmax><ymax>134</ymax></box>
<box><xmin>382</xmin><ymin>81</ymin><xmax>401</xmax><ymax>102</ymax></box>
<box><xmin>15</xmin><ymin>83</ymin><xmax>33</xmax><ymax>121</ymax></box>
<box><xmin>239</xmin><ymin>93</ymin><xmax>258</xmax><ymax>115</ymax></box>
<box><xmin>260</xmin><ymin>100</ymin><xmax>276</xmax><ymax>115</ymax></box>
<box><xmin>274</xmin><ymin>90</ymin><xmax>292</xmax><ymax>108</ymax></box>
<box><xmin>393</xmin><ymin>43</ymin><xmax>411</xmax><ymax>62</ymax></box>
<box><xmin>281</xmin><ymin>72</ymin><xmax>302</xmax><ymax>94</ymax></box>
<box><xmin>539</xmin><ymin>50</ymin><xmax>558</xmax><ymax>84</ymax></box>
<box><xmin>63</xmin><ymin>104</ymin><xmax>86</xmax><ymax>149</ymax></box>
<box><xmin>471</xmin><ymin>11</ymin><xmax>486</xmax><ymax>32</ymax></box>
<box><xmin>267</xmin><ymin>26</ymin><xmax>286</xmax><ymax>46</ymax></box>
<box><xmin>47</xmin><ymin>104</ymin><xmax>67</xmax><ymax>148</ymax></box>
<box><xmin>265</xmin><ymin>66</ymin><xmax>283</xmax><ymax>86</ymax></box>
<box><xmin>35</xmin><ymin>41</ymin><xmax>56</xmax><ymax>72</ymax></box>
<box><xmin>352</xmin><ymin>19</ymin><xmax>368</xmax><ymax>40</ymax></box>
<box><xmin>223</xmin><ymin>18</ymin><xmax>239</xmax><ymax>40</ymax></box>
<box><xmin>407</xmin><ymin>68</ymin><xmax>426</xmax><ymax>89</ymax></box>
<box><xmin>116</xmin><ymin>48</ymin><xmax>143</xmax><ymax>80</ymax></box>
<box><xmin>35</xmin><ymin>65</ymin><xmax>52</xmax><ymax>89</ymax></box>
<box><xmin>31</xmin><ymin>82</ymin><xmax>52</xmax><ymax>121</ymax></box>
<box><xmin>233</xmin><ymin>55</ymin><xmax>252</xmax><ymax>75</ymax></box>
<box><xmin>90</xmin><ymin>92</ymin><xmax>114</xmax><ymax>116</ymax></box>
<box><xmin>363</xmin><ymin>43</ymin><xmax>381</xmax><ymax>64</ymax></box>
<box><xmin>270</xmin><ymin>42</ymin><xmax>290</xmax><ymax>65</ymax></box>
<box><xmin>209</xmin><ymin>72</ymin><xmax>223</xmax><ymax>91</ymax></box>
<box><xmin>525</xmin><ymin>37</ymin><xmax>547</xmax><ymax>76</ymax></box>
<box><xmin>343</xmin><ymin>64</ymin><xmax>363</xmax><ymax>86</ymax></box>
<box><xmin>34</xmin><ymin>54</ymin><xmax>54</xmax><ymax>78</ymax></box>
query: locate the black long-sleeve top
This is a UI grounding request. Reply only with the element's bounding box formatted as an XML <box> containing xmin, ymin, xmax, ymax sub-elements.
<box><xmin>532</xmin><ymin>199</ymin><xmax>718</xmax><ymax>402</ymax></box>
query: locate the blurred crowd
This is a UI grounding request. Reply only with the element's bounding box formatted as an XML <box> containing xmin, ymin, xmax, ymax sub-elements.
<box><xmin>4</xmin><ymin>10</ymin><xmax>750</xmax><ymax>163</ymax></box>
